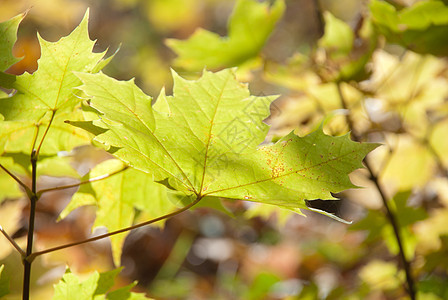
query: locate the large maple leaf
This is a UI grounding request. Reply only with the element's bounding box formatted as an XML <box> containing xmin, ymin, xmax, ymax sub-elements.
<box><xmin>72</xmin><ymin>68</ymin><xmax>378</xmax><ymax>219</ymax></box>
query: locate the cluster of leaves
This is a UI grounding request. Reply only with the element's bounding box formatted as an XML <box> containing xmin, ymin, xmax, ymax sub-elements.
<box><xmin>153</xmin><ymin>0</ymin><xmax>448</xmax><ymax>298</ymax></box>
<box><xmin>0</xmin><ymin>0</ymin><xmax>381</xmax><ymax>298</ymax></box>
<box><xmin>0</xmin><ymin>0</ymin><xmax>448</xmax><ymax>298</ymax></box>
<box><xmin>260</xmin><ymin>1</ymin><xmax>448</xmax><ymax>299</ymax></box>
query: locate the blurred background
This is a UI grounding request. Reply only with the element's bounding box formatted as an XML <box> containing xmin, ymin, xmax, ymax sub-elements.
<box><xmin>1</xmin><ymin>0</ymin><xmax>448</xmax><ymax>299</ymax></box>
<box><xmin>1</xmin><ymin>0</ymin><xmax>367</xmax><ymax>93</ymax></box>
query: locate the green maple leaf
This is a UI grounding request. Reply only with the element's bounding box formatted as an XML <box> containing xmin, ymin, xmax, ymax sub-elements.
<box><xmin>71</xmin><ymin>68</ymin><xmax>378</xmax><ymax>220</ymax></box>
<box><xmin>59</xmin><ymin>159</ymin><xmax>178</xmax><ymax>266</ymax></box>
<box><xmin>166</xmin><ymin>0</ymin><xmax>285</xmax><ymax>71</ymax></box>
<box><xmin>0</xmin><ymin>12</ymin><xmax>25</xmax><ymax>71</ymax></box>
<box><xmin>370</xmin><ymin>0</ymin><xmax>448</xmax><ymax>56</ymax></box>
<box><xmin>206</xmin><ymin>130</ymin><xmax>376</xmax><ymax>214</ymax></box>
<box><xmin>53</xmin><ymin>268</ymin><xmax>151</xmax><ymax>300</ymax></box>
<box><xmin>53</xmin><ymin>269</ymin><xmax>100</xmax><ymax>300</ymax></box>
<box><xmin>0</xmin><ymin>10</ymin><xmax>111</xmax><ymax>156</ymax></box>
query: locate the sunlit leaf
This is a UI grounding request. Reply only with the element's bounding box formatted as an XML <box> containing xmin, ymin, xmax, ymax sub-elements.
<box><xmin>208</xmin><ymin>129</ymin><xmax>376</xmax><ymax>215</ymax></box>
<box><xmin>263</xmin><ymin>53</ymin><xmax>321</xmax><ymax>91</ymax></box>
<box><xmin>430</xmin><ymin>119</ymin><xmax>448</xmax><ymax>168</ymax></box>
<box><xmin>415</xmin><ymin>208</ymin><xmax>448</xmax><ymax>253</ymax></box>
<box><xmin>145</xmin><ymin>0</ymin><xmax>201</xmax><ymax>33</ymax></box>
<box><xmin>166</xmin><ymin>0</ymin><xmax>285</xmax><ymax>71</ymax></box>
<box><xmin>0</xmin><ymin>12</ymin><xmax>24</xmax><ymax>71</ymax></box>
<box><xmin>71</xmin><ymin>68</ymin><xmax>377</xmax><ymax>220</ymax></box>
<box><xmin>359</xmin><ymin>260</ymin><xmax>404</xmax><ymax>291</ymax></box>
<box><xmin>360</xmin><ymin>50</ymin><xmax>448</xmax><ymax>137</ymax></box>
<box><xmin>52</xmin><ymin>268</ymin><xmax>151</xmax><ymax>300</ymax></box>
<box><xmin>382</xmin><ymin>135</ymin><xmax>436</xmax><ymax>190</ymax></box>
<box><xmin>0</xmin><ymin>10</ymin><xmax>110</xmax><ymax>155</ymax></box>
<box><xmin>53</xmin><ymin>269</ymin><xmax>99</xmax><ymax>300</ymax></box>
<box><xmin>370</xmin><ymin>0</ymin><xmax>448</xmax><ymax>56</ymax></box>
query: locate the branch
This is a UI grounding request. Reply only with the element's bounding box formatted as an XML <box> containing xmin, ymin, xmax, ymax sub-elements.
<box><xmin>23</xmin><ymin>149</ymin><xmax>38</xmax><ymax>300</ymax></box>
<box><xmin>26</xmin><ymin>195</ymin><xmax>203</xmax><ymax>262</ymax></box>
<box><xmin>36</xmin><ymin>165</ymin><xmax>129</xmax><ymax>198</ymax></box>
<box><xmin>0</xmin><ymin>163</ymin><xmax>33</xmax><ymax>199</ymax></box>
<box><xmin>337</xmin><ymin>82</ymin><xmax>416</xmax><ymax>300</ymax></box>
<box><xmin>0</xmin><ymin>225</ymin><xmax>25</xmax><ymax>257</ymax></box>
<box><xmin>364</xmin><ymin>159</ymin><xmax>416</xmax><ymax>299</ymax></box>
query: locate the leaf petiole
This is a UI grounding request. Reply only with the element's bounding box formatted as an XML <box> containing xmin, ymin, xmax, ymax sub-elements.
<box><xmin>0</xmin><ymin>225</ymin><xmax>25</xmax><ymax>257</ymax></box>
<box><xmin>0</xmin><ymin>164</ymin><xmax>33</xmax><ymax>199</ymax></box>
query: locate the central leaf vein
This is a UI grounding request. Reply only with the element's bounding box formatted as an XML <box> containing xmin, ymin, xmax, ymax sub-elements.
<box><xmin>198</xmin><ymin>73</ymin><xmax>230</xmax><ymax>194</ymax></box>
<box><xmin>205</xmin><ymin>149</ymin><xmax>357</xmax><ymax>196</ymax></box>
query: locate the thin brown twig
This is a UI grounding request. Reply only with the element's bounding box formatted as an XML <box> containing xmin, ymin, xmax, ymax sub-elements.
<box><xmin>23</xmin><ymin>150</ymin><xmax>38</xmax><ymax>300</ymax></box>
<box><xmin>0</xmin><ymin>225</ymin><xmax>25</xmax><ymax>257</ymax></box>
<box><xmin>337</xmin><ymin>82</ymin><xmax>416</xmax><ymax>300</ymax></box>
<box><xmin>364</xmin><ymin>159</ymin><xmax>416</xmax><ymax>299</ymax></box>
<box><xmin>26</xmin><ymin>195</ymin><xmax>203</xmax><ymax>262</ymax></box>
<box><xmin>0</xmin><ymin>163</ymin><xmax>32</xmax><ymax>198</ymax></box>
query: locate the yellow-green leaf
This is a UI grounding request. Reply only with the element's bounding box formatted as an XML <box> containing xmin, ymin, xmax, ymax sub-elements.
<box><xmin>0</xmin><ymin>10</ymin><xmax>110</xmax><ymax>155</ymax></box>
<box><xmin>0</xmin><ymin>12</ymin><xmax>25</xmax><ymax>71</ymax></box>
<box><xmin>166</xmin><ymin>0</ymin><xmax>285</xmax><ymax>71</ymax></box>
<box><xmin>73</xmin><ymin>68</ymin><xmax>378</xmax><ymax>221</ymax></box>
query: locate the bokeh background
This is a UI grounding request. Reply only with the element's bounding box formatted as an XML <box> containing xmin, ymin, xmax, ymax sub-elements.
<box><xmin>1</xmin><ymin>0</ymin><xmax>448</xmax><ymax>299</ymax></box>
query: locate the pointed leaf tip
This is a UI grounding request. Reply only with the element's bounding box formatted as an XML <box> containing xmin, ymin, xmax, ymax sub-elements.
<box><xmin>0</xmin><ymin>11</ymin><xmax>109</xmax><ymax>155</ymax></box>
<box><xmin>0</xmin><ymin>12</ymin><xmax>26</xmax><ymax>71</ymax></box>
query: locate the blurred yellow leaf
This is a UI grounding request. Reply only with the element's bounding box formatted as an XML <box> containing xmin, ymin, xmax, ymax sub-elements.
<box><xmin>361</xmin><ymin>51</ymin><xmax>448</xmax><ymax>137</ymax></box>
<box><xmin>415</xmin><ymin>208</ymin><xmax>448</xmax><ymax>253</ymax></box>
<box><xmin>145</xmin><ymin>0</ymin><xmax>202</xmax><ymax>33</ymax></box>
<box><xmin>359</xmin><ymin>260</ymin><xmax>403</xmax><ymax>291</ymax></box>
<box><xmin>382</xmin><ymin>135</ymin><xmax>436</xmax><ymax>191</ymax></box>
